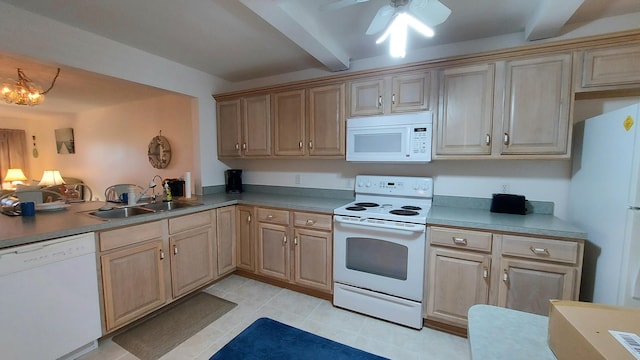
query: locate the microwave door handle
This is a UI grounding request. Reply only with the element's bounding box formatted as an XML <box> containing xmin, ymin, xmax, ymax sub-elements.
<box><xmin>405</xmin><ymin>127</ymin><xmax>412</xmax><ymax>157</ymax></box>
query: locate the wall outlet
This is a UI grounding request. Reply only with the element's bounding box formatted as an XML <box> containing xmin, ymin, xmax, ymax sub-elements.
<box><xmin>294</xmin><ymin>174</ymin><xmax>301</xmax><ymax>184</ymax></box>
<box><xmin>501</xmin><ymin>184</ymin><xmax>510</xmax><ymax>193</ymax></box>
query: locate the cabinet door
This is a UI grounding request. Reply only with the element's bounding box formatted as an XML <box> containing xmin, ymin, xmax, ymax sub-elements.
<box><xmin>436</xmin><ymin>64</ymin><xmax>495</xmax><ymax>156</ymax></box>
<box><xmin>170</xmin><ymin>226</ymin><xmax>215</xmax><ymax>298</ymax></box>
<box><xmin>426</xmin><ymin>247</ymin><xmax>491</xmax><ymax>328</ymax></box>
<box><xmin>293</xmin><ymin>228</ymin><xmax>332</xmax><ymax>292</ymax></box>
<box><xmin>500</xmin><ymin>54</ymin><xmax>572</xmax><ymax>155</ymax></box>
<box><xmin>101</xmin><ymin>240</ymin><xmax>166</xmax><ymax>331</ymax></box>
<box><xmin>242</xmin><ymin>94</ymin><xmax>271</xmax><ymax>156</ymax></box>
<box><xmin>216</xmin><ymin>206</ymin><xmax>237</xmax><ymax>276</ymax></box>
<box><xmin>308</xmin><ymin>83</ymin><xmax>346</xmax><ymax>157</ymax></box>
<box><xmin>391</xmin><ymin>72</ymin><xmax>431</xmax><ymax>113</ymax></box>
<box><xmin>580</xmin><ymin>44</ymin><xmax>640</xmax><ymax>88</ymax></box>
<box><xmin>236</xmin><ymin>206</ymin><xmax>255</xmax><ymax>272</ymax></box>
<box><xmin>257</xmin><ymin>222</ymin><xmax>289</xmax><ymax>281</ymax></box>
<box><xmin>349</xmin><ymin>78</ymin><xmax>385</xmax><ymax>116</ymax></box>
<box><xmin>216</xmin><ymin>99</ymin><xmax>242</xmax><ymax>157</ymax></box>
<box><xmin>498</xmin><ymin>258</ymin><xmax>576</xmax><ymax>316</ymax></box>
<box><xmin>274</xmin><ymin>89</ymin><xmax>306</xmax><ymax>156</ymax></box>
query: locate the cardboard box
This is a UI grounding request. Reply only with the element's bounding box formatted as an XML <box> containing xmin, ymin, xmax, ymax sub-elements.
<box><xmin>548</xmin><ymin>300</ymin><xmax>640</xmax><ymax>360</ymax></box>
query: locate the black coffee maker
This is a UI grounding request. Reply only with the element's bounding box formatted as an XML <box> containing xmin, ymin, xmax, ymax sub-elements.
<box><xmin>225</xmin><ymin>169</ymin><xmax>243</xmax><ymax>193</ymax></box>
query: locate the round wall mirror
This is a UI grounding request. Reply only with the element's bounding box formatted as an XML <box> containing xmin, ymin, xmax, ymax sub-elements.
<box><xmin>148</xmin><ymin>135</ymin><xmax>171</xmax><ymax>169</ymax></box>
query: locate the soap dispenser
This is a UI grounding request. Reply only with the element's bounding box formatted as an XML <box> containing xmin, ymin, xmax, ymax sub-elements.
<box><xmin>164</xmin><ymin>182</ymin><xmax>173</xmax><ymax>202</ymax></box>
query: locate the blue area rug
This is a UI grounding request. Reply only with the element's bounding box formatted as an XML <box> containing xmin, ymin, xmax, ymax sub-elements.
<box><xmin>209</xmin><ymin>317</ymin><xmax>388</xmax><ymax>360</ymax></box>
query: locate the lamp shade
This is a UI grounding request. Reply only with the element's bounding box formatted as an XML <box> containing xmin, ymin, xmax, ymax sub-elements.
<box><xmin>39</xmin><ymin>170</ymin><xmax>65</xmax><ymax>186</ymax></box>
<box><xmin>3</xmin><ymin>168</ymin><xmax>27</xmax><ymax>183</ymax></box>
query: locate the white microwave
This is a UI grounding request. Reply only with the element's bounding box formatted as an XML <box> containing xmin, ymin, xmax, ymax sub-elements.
<box><xmin>346</xmin><ymin>112</ymin><xmax>432</xmax><ymax>163</ymax></box>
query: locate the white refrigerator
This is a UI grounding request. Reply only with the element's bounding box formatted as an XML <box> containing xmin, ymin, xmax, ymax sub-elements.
<box><xmin>569</xmin><ymin>103</ymin><xmax>640</xmax><ymax>307</ymax></box>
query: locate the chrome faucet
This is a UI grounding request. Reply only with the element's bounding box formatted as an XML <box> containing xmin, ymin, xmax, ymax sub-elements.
<box><xmin>135</xmin><ymin>177</ymin><xmax>160</xmax><ymax>204</ymax></box>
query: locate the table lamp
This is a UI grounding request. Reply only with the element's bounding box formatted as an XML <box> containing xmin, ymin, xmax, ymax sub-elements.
<box><xmin>39</xmin><ymin>170</ymin><xmax>65</xmax><ymax>186</ymax></box>
<box><xmin>3</xmin><ymin>168</ymin><xmax>28</xmax><ymax>189</ymax></box>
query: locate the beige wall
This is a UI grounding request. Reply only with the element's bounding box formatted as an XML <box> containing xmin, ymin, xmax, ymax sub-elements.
<box><xmin>0</xmin><ymin>93</ymin><xmax>194</xmax><ymax>200</ymax></box>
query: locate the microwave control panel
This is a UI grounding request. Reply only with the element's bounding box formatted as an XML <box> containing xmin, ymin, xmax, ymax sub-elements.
<box><xmin>411</xmin><ymin>127</ymin><xmax>429</xmax><ymax>154</ymax></box>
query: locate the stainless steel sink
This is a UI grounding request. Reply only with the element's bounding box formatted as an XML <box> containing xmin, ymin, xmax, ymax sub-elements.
<box><xmin>88</xmin><ymin>206</ymin><xmax>156</xmax><ymax>219</ymax></box>
<box><xmin>139</xmin><ymin>201</ymin><xmax>203</xmax><ymax>212</ymax></box>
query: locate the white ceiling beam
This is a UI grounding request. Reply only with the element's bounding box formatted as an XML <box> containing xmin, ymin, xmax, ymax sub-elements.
<box><xmin>239</xmin><ymin>0</ymin><xmax>350</xmax><ymax>72</ymax></box>
<box><xmin>525</xmin><ymin>0</ymin><xmax>585</xmax><ymax>41</ymax></box>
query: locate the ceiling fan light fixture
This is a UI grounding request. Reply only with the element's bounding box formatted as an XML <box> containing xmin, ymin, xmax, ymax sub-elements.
<box><xmin>376</xmin><ymin>12</ymin><xmax>434</xmax><ymax>58</ymax></box>
<box><xmin>1</xmin><ymin>67</ymin><xmax>60</xmax><ymax>106</ymax></box>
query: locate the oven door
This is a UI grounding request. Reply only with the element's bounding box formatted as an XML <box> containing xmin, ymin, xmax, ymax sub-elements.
<box><xmin>333</xmin><ymin>215</ymin><xmax>426</xmax><ymax>301</ymax></box>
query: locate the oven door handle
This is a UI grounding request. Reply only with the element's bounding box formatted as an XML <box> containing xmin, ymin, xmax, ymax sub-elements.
<box><xmin>334</xmin><ymin>216</ymin><xmax>426</xmax><ymax>233</ymax></box>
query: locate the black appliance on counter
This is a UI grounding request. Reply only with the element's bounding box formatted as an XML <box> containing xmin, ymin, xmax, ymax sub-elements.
<box><xmin>225</xmin><ymin>169</ymin><xmax>243</xmax><ymax>193</ymax></box>
<box><xmin>165</xmin><ymin>179</ymin><xmax>185</xmax><ymax>197</ymax></box>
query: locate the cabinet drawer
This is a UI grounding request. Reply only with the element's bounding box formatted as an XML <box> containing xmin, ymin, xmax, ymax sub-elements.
<box><xmin>429</xmin><ymin>226</ymin><xmax>492</xmax><ymax>252</ymax></box>
<box><xmin>99</xmin><ymin>220</ymin><xmax>165</xmax><ymax>252</ymax></box>
<box><xmin>293</xmin><ymin>212</ymin><xmax>332</xmax><ymax>230</ymax></box>
<box><xmin>169</xmin><ymin>211</ymin><xmax>212</xmax><ymax>234</ymax></box>
<box><xmin>257</xmin><ymin>208</ymin><xmax>290</xmax><ymax>225</ymax></box>
<box><xmin>501</xmin><ymin>235</ymin><xmax>578</xmax><ymax>264</ymax></box>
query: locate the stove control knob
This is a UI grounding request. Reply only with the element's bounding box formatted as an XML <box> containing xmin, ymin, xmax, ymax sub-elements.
<box><xmin>357</xmin><ymin>181</ymin><xmax>364</xmax><ymax>188</ymax></box>
<box><xmin>366</xmin><ymin>182</ymin><xmax>371</xmax><ymax>187</ymax></box>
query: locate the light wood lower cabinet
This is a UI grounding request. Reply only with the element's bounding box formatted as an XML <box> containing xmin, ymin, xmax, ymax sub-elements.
<box><xmin>236</xmin><ymin>205</ymin><xmax>255</xmax><ymax>272</ymax></box>
<box><xmin>168</xmin><ymin>211</ymin><xmax>216</xmax><ymax>298</ymax></box>
<box><xmin>426</xmin><ymin>247</ymin><xmax>491</xmax><ymax>328</ymax></box>
<box><xmin>425</xmin><ymin>226</ymin><xmax>583</xmax><ymax>331</ymax></box>
<box><xmin>99</xmin><ymin>211</ymin><xmax>219</xmax><ymax>333</ymax></box>
<box><xmin>216</xmin><ymin>206</ymin><xmax>237</xmax><ymax>276</ymax></box>
<box><xmin>256</xmin><ymin>207</ymin><xmax>333</xmax><ymax>293</ymax></box>
<box><xmin>99</xmin><ymin>221</ymin><xmax>168</xmax><ymax>332</ymax></box>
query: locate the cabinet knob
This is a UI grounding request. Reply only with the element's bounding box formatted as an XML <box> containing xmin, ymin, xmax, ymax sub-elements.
<box><xmin>503</xmin><ymin>133</ymin><xmax>510</xmax><ymax>145</ymax></box>
<box><xmin>283</xmin><ymin>235</ymin><xmax>287</xmax><ymax>246</ymax></box>
<box><xmin>485</xmin><ymin>134</ymin><xmax>491</xmax><ymax>146</ymax></box>
<box><xmin>503</xmin><ymin>269</ymin><xmax>509</xmax><ymax>282</ymax></box>
<box><xmin>267</xmin><ymin>214</ymin><xmax>274</xmax><ymax>219</ymax></box>
<box><xmin>242</xmin><ymin>143</ymin><xmax>247</xmax><ymax>150</ymax></box>
<box><xmin>378</xmin><ymin>95</ymin><xmax>383</xmax><ymax>108</ymax></box>
<box><xmin>173</xmin><ymin>245</ymin><xmax>178</xmax><ymax>255</ymax></box>
<box><xmin>452</xmin><ymin>237</ymin><xmax>468</xmax><ymax>246</ymax></box>
<box><xmin>529</xmin><ymin>246</ymin><xmax>550</xmax><ymax>256</ymax></box>
<box><xmin>160</xmin><ymin>249</ymin><xmax>165</xmax><ymax>260</ymax></box>
<box><xmin>305</xmin><ymin>219</ymin><xmax>315</xmax><ymax>226</ymax></box>
<box><xmin>299</xmin><ymin>141</ymin><xmax>303</xmax><ymax>149</ymax></box>
<box><xmin>247</xmin><ymin>215</ymin><xmax>251</xmax><ymax>223</ymax></box>
<box><xmin>294</xmin><ymin>237</ymin><xmax>298</xmax><ymax>245</ymax></box>
<box><xmin>308</xmin><ymin>141</ymin><xmax>313</xmax><ymax>149</ymax></box>
<box><xmin>482</xmin><ymin>266</ymin><xmax>489</xmax><ymax>279</ymax></box>
<box><xmin>235</xmin><ymin>143</ymin><xmax>240</xmax><ymax>151</ymax></box>
<box><xmin>391</xmin><ymin>93</ymin><xmax>396</xmax><ymax>104</ymax></box>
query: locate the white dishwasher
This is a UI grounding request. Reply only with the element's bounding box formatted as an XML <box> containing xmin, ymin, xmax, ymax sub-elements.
<box><xmin>0</xmin><ymin>232</ymin><xmax>102</xmax><ymax>360</ymax></box>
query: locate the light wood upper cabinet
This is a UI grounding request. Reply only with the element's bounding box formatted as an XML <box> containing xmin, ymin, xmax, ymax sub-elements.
<box><xmin>349</xmin><ymin>71</ymin><xmax>432</xmax><ymax>117</ymax></box>
<box><xmin>436</xmin><ymin>63</ymin><xmax>496</xmax><ymax>156</ymax></box>
<box><xmin>217</xmin><ymin>94</ymin><xmax>271</xmax><ymax>158</ymax></box>
<box><xmin>273</xmin><ymin>84</ymin><xmax>346</xmax><ymax>158</ymax></box>
<box><xmin>216</xmin><ymin>99</ymin><xmax>243</xmax><ymax>157</ymax></box>
<box><xmin>434</xmin><ymin>53</ymin><xmax>572</xmax><ymax>159</ymax></box>
<box><xmin>308</xmin><ymin>83</ymin><xmax>346</xmax><ymax>156</ymax></box>
<box><xmin>577</xmin><ymin>43</ymin><xmax>640</xmax><ymax>91</ymax></box>
<box><xmin>500</xmin><ymin>53</ymin><xmax>572</xmax><ymax>156</ymax></box>
<box><xmin>273</xmin><ymin>89</ymin><xmax>306</xmax><ymax>156</ymax></box>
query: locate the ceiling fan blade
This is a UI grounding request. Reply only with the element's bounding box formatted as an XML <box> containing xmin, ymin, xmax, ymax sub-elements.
<box><xmin>366</xmin><ymin>5</ymin><xmax>395</xmax><ymax>35</ymax></box>
<box><xmin>409</xmin><ymin>0</ymin><xmax>451</xmax><ymax>27</ymax></box>
<box><xmin>320</xmin><ymin>0</ymin><xmax>371</xmax><ymax>12</ymax></box>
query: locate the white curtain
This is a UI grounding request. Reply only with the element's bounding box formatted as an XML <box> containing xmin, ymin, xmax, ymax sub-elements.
<box><xmin>0</xmin><ymin>129</ymin><xmax>28</xmax><ymax>186</ymax></box>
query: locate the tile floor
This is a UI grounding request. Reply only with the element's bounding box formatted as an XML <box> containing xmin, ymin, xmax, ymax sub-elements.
<box><xmin>79</xmin><ymin>275</ymin><xmax>470</xmax><ymax>360</ymax></box>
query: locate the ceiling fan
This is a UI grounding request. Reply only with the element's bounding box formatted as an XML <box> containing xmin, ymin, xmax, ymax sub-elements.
<box><xmin>320</xmin><ymin>0</ymin><xmax>451</xmax><ymax>36</ymax></box>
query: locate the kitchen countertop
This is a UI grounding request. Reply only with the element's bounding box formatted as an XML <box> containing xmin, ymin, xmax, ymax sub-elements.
<box><xmin>428</xmin><ymin>206</ymin><xmax>588</xmax><ymax>240</ymax></box>
<box><xmin>0</xmin><ymin>191</ymin><xmax>586</xmax><ymax>250</ymax></box>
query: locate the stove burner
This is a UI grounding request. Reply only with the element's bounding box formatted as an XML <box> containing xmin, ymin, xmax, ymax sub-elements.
<box><xmin>346</xmin><ymin>206</ymin><xmax>367</xmax><ymax>211</ymax></box>
<box><xmin>401</xmin><ymin>205</ymin><xmax>422</xmax><ymax>211</ymax></box>
<box><xmin>355</xmin><ymin>202</ymin><xmax>379</xmax><ymax>207</ymax></box>
<box><xmin>389</xmin><ymin>209</ymin><xmax>419</xmax><ymax>216</ymax></box>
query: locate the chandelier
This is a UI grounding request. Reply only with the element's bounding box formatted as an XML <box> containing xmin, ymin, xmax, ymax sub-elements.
<box><xmin>1</xmin><ymin>67</ymin><xmax>60</xmax><ymax>106</ymax></box>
